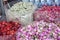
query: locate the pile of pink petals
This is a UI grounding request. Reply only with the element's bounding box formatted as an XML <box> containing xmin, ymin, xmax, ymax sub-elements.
<box><xmin>16</xmin><ymin>21</ymin><xmax>60</xmax><ymax>40</ymax></box>
<box><xmin>33</xmin><ymin>6</ymin><xmax>60</xmax><ymax>24</ymax></box>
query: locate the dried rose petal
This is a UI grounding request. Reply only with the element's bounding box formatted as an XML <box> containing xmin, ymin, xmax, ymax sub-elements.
<box><xmin>16</xmin><ymin>21</ymin><xmax>60</xmax><ymax>40</ymax></box>
<box><xmin>33</xmin><ymin>6</ymin><xmax>60</xmax><ymax>24</ymax></box>
<box><xmin>0</xmin><ymin>21</ymin><xmax>21</xmax><ymax>36</ymax></box>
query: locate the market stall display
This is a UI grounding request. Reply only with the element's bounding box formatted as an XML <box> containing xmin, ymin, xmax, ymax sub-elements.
<box><xmin>6</xmin><ymin>2</ymin><xmax>37</xmax><ymax>26</ymax></box>
<box><xmin>0</xmin><ymin>0</ymin><xmax>60</xmax><ymax>40</ymax></box>
<box><xmin>16</xmin><ymin>21</ymin><xmax>60</xmax><ymax>40</ymax></box>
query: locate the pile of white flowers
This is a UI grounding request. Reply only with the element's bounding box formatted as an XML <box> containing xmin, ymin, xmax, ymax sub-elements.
<box><xmin>6</xmin><ymin>2</ymin><xmax>37</xmax><ymax>25</ymax></box>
